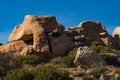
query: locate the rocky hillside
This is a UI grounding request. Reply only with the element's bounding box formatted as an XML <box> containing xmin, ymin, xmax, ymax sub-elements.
<box><xmin>0</xmin><ymin>15</ymin><xmax>120</xmax><ymax>80</ymax></box>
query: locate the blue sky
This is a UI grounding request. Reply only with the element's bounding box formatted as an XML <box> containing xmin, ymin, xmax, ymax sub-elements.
<box><xmin>0</xmin><ymin>0</ymin><xmax>120</xmax><ymax>43</ymax></box>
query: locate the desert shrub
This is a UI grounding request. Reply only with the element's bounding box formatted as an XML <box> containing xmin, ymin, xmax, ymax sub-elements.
<box><xmin>49</xmin><ymin>57</ymin><xmax>64</xmax><ymax>67</ymax></box>
<box><xmin>4</xmin><ymin>69</ymin><xmax>34</xmax><ymax>80</ymax></box>
<box><xmin>101</xmin><ymin>54</ymin><xmax>120</xmax><ymax>66</ymax></box>
<box><xmin>49</xmin><ymin>57</ymin><xmax>62</xmax><ymax>65</ymax></box>
<box><xmin>89</xmin><ymin>42</ymin><xmax>108</xmax><ymax>53</ymax></box>
<box><xmin>15</xmin><ymin>54</ymin><xmax>41</xmax><ymax>66</ymax></box>
<box><xmin>90</xmin><ymin>63</ymin><xmax>106</xmax><ymax>77</ymax></box>
<box><xmin>61</xmin><ymin>47</ymin><xmax>78</xmax><ymax>67</ymax></box>
<box><xmin>0</xmin><ymin>53</ymin><xmax>41</xmax><ymax>77</ymax></box>
<box><xmin>82</xmin><ymin>76</ymin><xmax>93</xmax><ymax>80</ymax></box>
<box><xmin>33</xmin><ymin>64</ymin><xmax>70</xmax><ymax>80</ymax></box>
<box><xmin>0</xmin><ymin>53</ymin><xmax>19</xmax><ymax>77</ymax></box>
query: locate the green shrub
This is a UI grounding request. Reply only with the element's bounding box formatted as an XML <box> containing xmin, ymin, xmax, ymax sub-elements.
<box><xmin>90</xmin><ymin>63</ymin><xmax>106</xmax><ymax>77</ymax></box>
<box><xmin>101</xmin><ymin>54</ymin><xmax>120</xmax><ymax>66</ymax></box>
<box><xmin>4</xmin><ymin>69</ymin><xmax>34</xmax><ymax>80</ymax></box>
<box><xmin>89</xmin><ymin>42</ymin><xmax>108</xmax><ymax>53</ymax></box>
<box><xmin>0</xmin><ymin>53</ymin><xmax>18</xmax><ymax>77</ymax></box>
<box><xmin>15</xmin><ymin>54</ymin><xmax>41</xmax><ymax>66</ymax></box>
<box><xmin>33</xmin><ymin>64</ymin><xmax>70</xmax><ymax>80</ymax></box>
<box><xmin>48</xmin><ymin>57</ymin><xmax>64</xmax><ymax>67</ymax></box>
<box><xmin>61</xmin><ymin>48</ymin><xmax>78</xmax><ymax>67</ymax></box>
<box><xmin>49</xmin><ymin>57</ymin><xmax>62</xmax><ymax>65</ymax></box>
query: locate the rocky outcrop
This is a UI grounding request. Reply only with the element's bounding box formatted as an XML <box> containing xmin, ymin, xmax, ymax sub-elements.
<box><xmin>9</xmin><ymin>15</ymin><xmax>64</xmax><ymax>53</ymax></box>
<box><xmin>1</xmin><ymin>15</ymin><xmax>119</xmax><ymax>62</ymax></box>
<box><xmin>0</xmin><ymin>15</ymin><xmax>70</xmax><ymax>59</ymax></box>
<box><xmin>74</xmin><ymin>46</ymin><xmax>106</xmax><ymax>68</ymax></box>
<box><xmin>9</xmin><ymin>15</ymin><xmax>64</xmax><ymax>42</ymax></box>
<box><xmin>51</xmin><ymin>34</ymin><xmax>71</xmax><ymax>56</ymax></box>
<box><xmin>65</xmin><ymin>21</ymin><xmax>110</xmax><ymax>48</ymax></box>
<box><xmin>78</xmin><ymin>21</ymin><xmax>110</xmax><ymax>45</ymax></box>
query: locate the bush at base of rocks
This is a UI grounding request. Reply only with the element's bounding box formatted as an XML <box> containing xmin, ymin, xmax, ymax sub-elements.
<box><xmin>61</xmin><ymin>48</ymin><xmax>78</xmax><ymax>67</ymax></box>
<box><xmin>89</xmin><ymin>63</ymin><xmax>106</xmax><ymax>78</ymax></box>
<box><xmin>33</xmin><ymin>64</ymin><xmax>70</xmax><ymax>80</ymax></box>
<box><xmin>0</xmin><ymin>53</ymin><xmax>18</xmax><ymax>77</ymax></box>
<box><xmin>89</xmin><ymin>42</ymin><xmax>108</xmax><ymax>53</ymax></box>
<box><xmin>15</xmin><ymin>54</ymin><xmax>41</xmax><ymax>66</ymax></box>
<box><xmin>4</xmin><ymin>69</ymin><xmax>34</xmax><ymax>80</ymax></box>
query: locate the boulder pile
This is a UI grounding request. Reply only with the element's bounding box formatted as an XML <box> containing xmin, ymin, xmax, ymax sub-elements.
<box><xmin>0</xmin><ymin>15</ymin><xmax>120</xmax><ymax>62</ymax></box>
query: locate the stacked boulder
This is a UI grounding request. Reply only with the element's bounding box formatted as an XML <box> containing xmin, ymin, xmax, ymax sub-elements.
<box><xmin>0</xmin><ymin>15</ymin><xmax>120</xmax><ymax>62</ymax></box>
<box><xmin>65</xmin><ymin>21</ymin><xmax>110</xmax><ymax>48</ymax></box>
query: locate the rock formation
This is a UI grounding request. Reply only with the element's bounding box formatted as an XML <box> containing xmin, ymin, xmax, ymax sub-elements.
<box><xmin>0</xmin><ymin>15</ymin><xmax>120</xmax><ymax>62</ymax></box>
<box><xmin>0</xmin><ymin>15</ymin><xmax>70</xmax><ymax>60</ymax></box>
<box><xmin>65</xmin><ymin>21</ymin><xmax>110</xmax><ymax>48</ymax></box>
<box><xmin>74</xmin><ymin>46</ymin><xmax>106</xmax><ymax>68</ymax></box>
<box><xmin>78</xmin><ymin>21</ymin><xmax>110</xmax><ymax>45</ymax></box>
<box><xmin>9</xmin><ymin>15</ymin><xmax>64</xmax><ymax>53</ymax></box>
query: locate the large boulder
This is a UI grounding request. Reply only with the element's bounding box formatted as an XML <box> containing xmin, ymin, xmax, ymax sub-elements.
<box><xmin>0</xmin><ymin>40</ymin><xmax>29</xmax><ymax>56</ymax></box>
<box><xmin>78</xmin><ymin>21</ymin><xmax>110</xmax><ymax>45</ymax></box>
<box><xmin>74</xmin><ymin>46</ymin><xmax>106</xmax><ymax>68</ymax></box>
<box><xmin>51</xmin><ymin>34</ymin><xmax>71</xmax><ymax>56</ymax></box>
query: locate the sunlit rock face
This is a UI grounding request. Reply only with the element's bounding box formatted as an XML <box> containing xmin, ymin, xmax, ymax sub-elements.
<box><xmin>74</xmin><ymin>46</ymin><xmax>106</xmax><ymax>68</ymax></box>
<box><xmin>0</xmin><ymin>15</ymin><xmax>70</xmax><ymax>61</ymax></box>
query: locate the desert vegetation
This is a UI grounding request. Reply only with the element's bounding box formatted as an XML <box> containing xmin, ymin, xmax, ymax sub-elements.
<box><xmin>1</xmin><ymin>43</ymin><xmax>120</xmax><ymax>80</ymax></box>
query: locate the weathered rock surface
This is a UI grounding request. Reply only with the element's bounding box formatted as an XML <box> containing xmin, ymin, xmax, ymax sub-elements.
<box><xmin>51</xmin><ymin>34</ymin><xmax>71</xmax><ymax>56</ymax></box>
<box><xmin>78</xmin><ymin>21</ymin><xmax>110</xmax><ymax>45</ymax></box>
<box><xmin>9</xmin><ymin>15</ymin><xmax>64</xmax><ymax>42</ymax></box>
<box><xmin>0</xmin><ymin>40</ymin><xmax>29</xmax><ymax>56</ymax></box>
<box><xmin>0</xmin><ymin>15</ymin><xmax>69</xmax><ymax>59</ymax></box>
<box><xmin>1</xmin><ymin>15</ymin><xmax>119</xmax><ymax>62</ymax></box>
<box><xmin>9</xmin><ymin>15</ymin><xmax>64</xmax><ymax>53</ymax></box>
<box><xmin>74</xmin><ymin>46</ymin><xmax>106</xmax><ymax>68</ymax></box>
<box><xmin>112</xmin><ymin>27</ymin><xmax>120</xmax><ymax>38</ymax></box>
